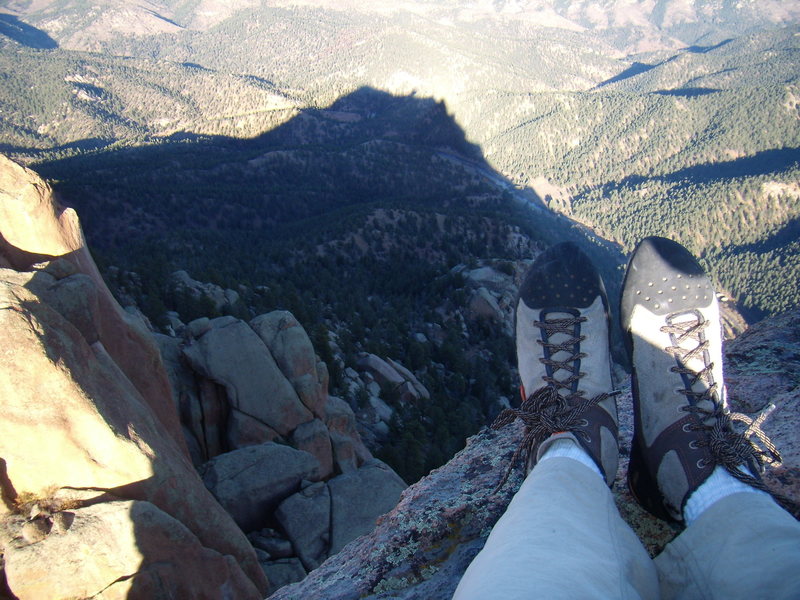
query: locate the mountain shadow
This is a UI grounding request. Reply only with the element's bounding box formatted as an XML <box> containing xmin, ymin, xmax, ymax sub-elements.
<box><xmin>597</xmin><ymin>61</ymin><xmax>657</xmax><ymax>88</ymax></box>
<box><xmin>33</xmin><ymin>83</ymin><xmax>628</xmax><ymax>345</ymax></box>
<box><xmin>0</xmin><ymin>14</ymin><xmax>58</xmax><ymax>49</ymax></box>
<box><xmin>29</xmin><ymin>87</ymin><xmax>628</xmax><ymax>484</ymax></box>
<box><xmin>686</xmin><ymin>39</ymin><xmax>733</xmax><ymax>54</ymax></box>
<box><xmin>652</xmin><ymin>87</ymin><xmax>720</xmax><ymax>97</ymax></box>
<box><xmin>34</xmin><ymin>85</ymin><xmax>623</xmax><ymax>275</ymax></box>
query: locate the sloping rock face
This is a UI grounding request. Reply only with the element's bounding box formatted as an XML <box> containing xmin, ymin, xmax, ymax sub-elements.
<box><xmin>270</xmin><ymin>308</ymin><xmax>800</xmax><ymax>599</ymax></box>
<box><xmin>0</xmin><ymin>155</ymin><xmax>268</xmax><ymax>599</ymax></box>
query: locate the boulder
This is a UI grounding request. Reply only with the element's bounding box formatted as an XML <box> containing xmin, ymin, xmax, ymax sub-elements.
<box><xmin>275</xmin><ymin>481</ymin><xmax>331</xmax><ymax>571</ymax></box>
<box><xmin>171</xmin><ymin>270</ymin><xmax>239</xmax><ymax>313</ymax></box>
<box><xmin>2</xmin><ymin>500</ymin><xmax>262</xmax><ymax>600</ymax></box>
<box><xmin>386</xmin><ymin>358</ymin><xmax>430</xmax><ymax>400</ymax></box>
<box><xmin>325</xmin><ymin>396</ymin><xmax>372</xmax><ymax>474</ymax></box>
<box><xmin>201</xmin><ymin>442</ymin><xmax>321</xmax><ymax>532</ymax></box>
<box><xmin>267</xmin><ymin>422</ymin><xmax>519</xmax><ymax>600</ymax></box>
<box><xmin>464</xmin><ymin>265</ymin><xmax>512</xmax><ymax>293</ymax></box>
<box><xmin>248</xmin><ymin>528</ymin><xmax>294</xmax><ymax>558</ymax></box>
<box><xmin>182</xmin><ymin>319</ymin><xmax>312</xmax><ymax>437</ymax></box>
<box><xmin>227</xmin><ymin>408</ymin><xmax>283</xmax><ymax>448</ymax></box>
<box><xmin>261</xmin><ymin>558</ymin><xmax>307</xmax><ymax>596</ymax></box>
<box><xmin>468</xmin><ymin>286</ymin><xmax>504</xmax><ymax>323</ymax></box>
<box><xmin>251</xmin><ymin>311</ymin><xmax>327</xmax><ymax>417</ymax></box>
<box><xmin>187</xmin><ymin>316</ymin><xmax>212</xmax><ymax>338</ymax></box>
<box><xmin>368</xmin><ymin>396</ymin><xmax>394</xmax><ymax>423</ymax></box>
<box><xmin>291</xmin><ymin>419</ymin><xmax>334</xmax><ymax>480</ymax></box>
<box><xmin>356</xmin><ymin>354</ymin><xmax>405</xmax><ymax>388</ymax></box>
<box><xmin>328</xmin><ymin>460</ymin><xmax>407</xmax><ymax>555</ymax></box>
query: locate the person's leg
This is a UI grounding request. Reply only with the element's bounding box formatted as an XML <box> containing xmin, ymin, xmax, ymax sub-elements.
<box><xmin>621</xmin><ymin>237</ymin><xmax>800</xmax><ymax>600</ymax></box>
<box><xmin>655</xmin><ymin>490</ymin><xmax>800</xmax><ymax>599</ymax></box>
<box><xmin>453</xmin><ymin>243</ymin><xmax>659</xmax><ymax>600</ymax></box>
<box><xmin>453</xmin><ymin>450</ymin><xmax>658</xmax><ymax>600</ymax></box>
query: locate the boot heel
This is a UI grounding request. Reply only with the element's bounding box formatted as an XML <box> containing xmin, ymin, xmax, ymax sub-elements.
<box><xmin>628</xmin><ymin>433</ymin><xmax>674</xmax><ymax>522</ymax></box>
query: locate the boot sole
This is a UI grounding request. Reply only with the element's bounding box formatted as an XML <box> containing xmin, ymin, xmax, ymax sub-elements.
<box><xmin>621</xmin><ymin>236</ymin><xmax>713</xmax><ymax>523</ymax></box>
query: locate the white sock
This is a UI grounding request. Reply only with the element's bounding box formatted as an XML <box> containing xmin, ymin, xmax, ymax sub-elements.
<box><xmin>684</xmin><ymin>465</ymin><xmax>771</xmax><ymax>525</ymax></box>
<box><xmin>539</xmin><ymin>437</ymin><xmax>603</xmax><ymax>479</ymax></box>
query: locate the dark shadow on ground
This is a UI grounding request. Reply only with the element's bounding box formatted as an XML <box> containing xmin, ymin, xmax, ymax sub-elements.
<box><xmin>29</xmin><ymin>86</ymin><xmax>627</xmax><ymax>354</ymax></box>
<box><xmin>734</xmin><ymin>217</ymin><xmax>800</xmax><ymax>256</ymax></box>
<box><xmin>652</xmin><ymin>87</ymin><xmax>720</xmax><ymax>97</ymax></box>
<box><xmin>0</xmin><ymin>14</ymin><xmax>57</xmax><ymax>49</ymax></box>
<box><xmin>601</xmin><ymin>147</ymin><xmax>800</xmax><ymax>193</ymax></box>
<box><xmin>0</xmin><ymin>137</ymin><xmax>113</xmax><ymax>156</ymax></box>
<box><xmin>685</xmin><ymin>39</ymin><xmax>733</xmax><ymax>54</ymax></box>
<box><xmin>597</xmin><ymin>62</ymin><xmax>657</xmax><ymax>88</ymax></box>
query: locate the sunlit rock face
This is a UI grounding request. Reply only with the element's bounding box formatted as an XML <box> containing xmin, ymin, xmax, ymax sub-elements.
<box><xmin>0</xmin><ymin>155</ymin><xmax>268</xmax><ymax>599</ymax></box>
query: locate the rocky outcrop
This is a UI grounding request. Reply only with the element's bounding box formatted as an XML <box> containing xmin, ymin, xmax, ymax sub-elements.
<box><xmin>182</xmin><ymin>317</ymin><xmax>313</xmax><ymax>439</ymax></box>
<box><xmin>462</xmin><ymin>263</ymin><xmax>519</xmax><ymax>335</ymax></box>
<box><xmin>270</xmin><ymin>308</ymin><xmax>800</xmax><ymax>599</ymax></box>
<box><xmin>2</xmin><ymin>501</ymin><xmax>259</xmax><ymax>600</ymax></box>
<box><xmin>201</xmin><ymin>443</ymin><xmax>322</xmax><ymax>532</ymax></box>
<box><xmin>0</xmin><ymin>155</ymin><xmax>268</xmax><ymax>599</ymax></box>
<box><xmin>252</xmin><ymin>310</ymin><xmax>329</xmax><ymax>418</ymax></box>
<box><xmin>157</xmin><ymin>308</ymin><xmax>404</xmax><ymax>593</ymax></box>
<box><xmin>171</xmin><ymin>269</ymin><xmax>242</xmax><ymax>315</ymax></box>
<box><xmin>0</xmin><ymin>156</ymin><xmax>409</xmax><ymax>598</ymax></box>
<box><xmin>349</xmin><ymin>353</ymin><xmax>432</xmax><ymax>449</ymax></box>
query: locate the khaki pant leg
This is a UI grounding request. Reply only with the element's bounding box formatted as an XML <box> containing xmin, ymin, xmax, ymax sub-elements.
<box><xmin>655</xmin><ymin>492</ymin><xmax>800</xmax><ymax>600</ymax></box>
<box><xmin>453</xmin><ymin>457</ymin><xmax>659</xmax><ymax>600</ymax></box>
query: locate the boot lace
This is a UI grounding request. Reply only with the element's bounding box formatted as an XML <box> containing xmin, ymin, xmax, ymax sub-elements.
<box><xmin>490</xmin><ymin>385</ymin><xmax>618</xmax><ymax>493</ymax></box>
<box><xmin>664</xmin><ymin>315</ymin><xmax>800</xmax><ymax>518</ymax></box>
<box><xmin>535</xmin><ymin>315</ymin><xmax>587</xmax><ymax>403</ymax></box>
<box><xmin>491</xmin><ymin>314</ymin><xmax>616</xmax><ymax>492</ymax></box>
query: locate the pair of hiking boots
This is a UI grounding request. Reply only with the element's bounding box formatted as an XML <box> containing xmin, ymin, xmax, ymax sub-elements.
<box><xmin>498</xmin><ymin>237</ymin><xmax>781</xmax><ymax>523</ymax></box>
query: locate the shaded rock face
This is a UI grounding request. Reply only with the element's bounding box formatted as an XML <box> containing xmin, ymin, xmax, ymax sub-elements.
<box><xmin>270</xmin><ymin>308</ymin><xmax>800</xmax><ymax>599</ymax></box>
<box><xmin>182</xmin><ymin>317</ymin><xmax>313</xmax><ymax>439</ymax></box>
<box><xmin>2</xmin><ymin>501</ymin><xmax>259</xmax><ymax>600</ymax></box>
<box><xmin>462</xmin><ymin>264</ymin><xmax>519</xmax><ymax>336</ymax></box>
<box><xmin>171</xmin><ymin>269</ymin><xmax>241</xmax><ymax>315</ymax></box>
<box><xmin>201</xmin><ymin>443</ymin><xmax>322</xmax><ymax>532</ymax></box>
<box><xmin>252</xmin><ymin>310</ymin><xmax>328</xmax><ymax>418</ymax></box>
<box><xmin>0</xmin><ymin>155</ymin><xmax>267</xmax><ymax>599</ymax></box>
<box><xmin>156</xmin><ymin>307</ymin><xmax>406</xmax><ymax>594</ymax></box>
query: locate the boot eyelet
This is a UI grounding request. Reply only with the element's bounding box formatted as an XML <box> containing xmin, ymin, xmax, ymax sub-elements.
<box><xmin>688</xmin><ymin>440</ymin><xmax>699</xmax><ymax>450</ymax></box>
<box><xmin>696</xmin><ymin>459</ymin><xmax>708</xmax><ymax>468</ymax></box>
<box><xmin>682</xmin><ymin>423</ymin><xmax>693</xmax><ymax>432</ymax></box>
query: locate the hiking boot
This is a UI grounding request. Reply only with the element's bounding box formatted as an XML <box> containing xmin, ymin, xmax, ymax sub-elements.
<box><xmin>621</xmin><ymin>237</ymin><xmax>781</xmax><ymax>522</ymax></box>
<box><xmin>493</xmin><ymin>242</ymin><xmax>619</xmax><ymax>488</ymax></box>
